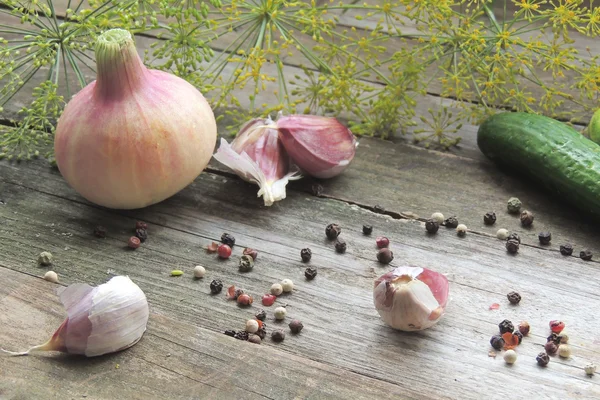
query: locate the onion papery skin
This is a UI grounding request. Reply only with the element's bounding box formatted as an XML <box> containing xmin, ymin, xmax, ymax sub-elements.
<box><xmin>54</xmin><ymin>29</ymin><xmax>217</xmax><ymax>209</ymax></box>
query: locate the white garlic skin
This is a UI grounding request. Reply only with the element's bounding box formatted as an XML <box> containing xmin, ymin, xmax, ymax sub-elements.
<box><xmin>496</xmin><ymin>229</ymin><xmax>509</xmax><ymax>240</ymax></box>
<box><xmin>431</xmin><ymin>212</ymin><xmax>445</xmax><ymax>224</ymax></box>
<box><xmin>44</xmin><ymin>271</ymin><xmax>59</xmax><ymax>283</ymax></box>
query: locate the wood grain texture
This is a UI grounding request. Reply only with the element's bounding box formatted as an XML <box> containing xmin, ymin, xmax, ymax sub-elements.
<box><xmin>1</xmin><ymin>155</ymin><xmax>599</xmax><ymax>399</ymax></box>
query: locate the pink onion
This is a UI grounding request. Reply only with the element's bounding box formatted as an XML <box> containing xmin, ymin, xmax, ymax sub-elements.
<box><xmin>54</xmin><ymin>29</ymin><xmax>217</xmax><ymax>209</ymax></box>
<box><xmin>373</xmin><ymin>266</ymin><xmax>449</xmax><ymax>331</ymax></box>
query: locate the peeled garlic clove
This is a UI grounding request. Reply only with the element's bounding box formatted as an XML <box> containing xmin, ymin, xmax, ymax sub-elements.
<box><xmin>2</xmin><ymin>276</ymin><xmax>149</xmax><ymax>357</ymax></box>
<box><xmin>276</xmin><ymin>114</ymin><xmax>357</xmax><ymax>179</ymax></box>
<box><xmin>213</xmin><ymin>117</ymin><xmax>300</xmax><ymax>206</ymax></box>
<box><xmin>373</xmin><ymin>266</ymin><xmax>449</xmax><ymax>331</ymax></box>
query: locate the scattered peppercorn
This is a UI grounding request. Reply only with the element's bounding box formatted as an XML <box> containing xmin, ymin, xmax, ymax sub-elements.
<box><xmin>37</xmin><ymin>251</ymin><xmax>53</xmax><ymax>266</ymax></box>
<box><xmin>206</xmin><ymin>242</ymin><xmax>219</xmax><ymax>253</ymax></box>
<box><xmin>289</xmin><ymin>319</ymin><xmax>304</xmax><ymax>334</ymax></box>
<box><xmin>135</xmin><ymin>221</ymin><xmax>148</xmax><ymax>230</ymax></box>
<box><xmin>431</xmin><ymin>212</ymin><xmax>445</xmax><ymax>224</ymax></box>
<box><xmin>262</xmin><ymin>294</ymin><xmax>276</xmax><ymax>307</ymax></box>
<box><xmin>248</xmin><ymin>334</ymin><xmax>262</xmax><ymax>344</ymax></box>
<box><xmin>270</xmin><ymin>283</ymin><xmax>283</xmax><ymax>296</ymax></box>
<box><xmin>135</xmin><ymin>228</ymin><xmax>148</xmax><ymax>243</ymax></box>
<box><xmin>362</xmin><ymin>224</ymin><xmax>373</xmax><ymax>235</ymax></box>
<box><xmin>585</xmin><ymin>363</ymin><xmax>597</xmax><ymax>376</ymax></box>
<box><xmin>377</xmin><ymin>248</ymin><xmax>394</xmax><ymax>264</ymax></box>
<box><xmin>425</xmin><ymin>219</ymin><xmax>439</xmax><ymax>234</ymax></box>
<box><xmin>221</xmin><ymin>233</ymin><xmax>236</xmax><ymax>247</ymax></box>
<box><xmin>243</xmin><ymin>248</ymin><xmax>258</xmax><ymax>260</ymax></box>
<box><xmin>506</xmin><ymin>238</ymin><xmax>520</xmax><ymax>254</ymax></box>
<box><xmin>255</xmin><ymin>309</ymin><xmax>267</xmax><ymax>321</ymax></box>
<box><xmin>547</xmin><ymin>333</ymin><xmax>560</xmax><ymax>345</ymax></box>
<box><xmin>281</xmin><ymin>279</ymin><xmax>294</xmax><ymax>293</ymax></box>
<box><xmin>93</xmin><ymin>225</ymin><xmax>107</xmax><ymax>238</ymax></box>
<box><xmin>238</xmin><ymin>255</ymin><xmax>254</xmax><ymax>272</ymax></box>
<box><xmin>558</xmin><ymin>344</ymin><xmax>571</xmax><ymax>358</ymax></box>
<box><xmin>538</xmin><ymin>231</ymin><xmax>551</xmax><ymax>245</ymax></box>
<box><xmin>518</xmin><ymin>321</ymin><xmax>530</xmax><ymax>336</ymax></box>
<box><xmin>443</xmin><ymin>216</ymin><xmax>459</xmax><ymax>228</ymax></box>
<box><xmin>504</xmin><ymin>349</ymin><xmax>517</xmax><ymax>364</ymax></box>
<box><xmin>300</xmin><ymin>248</ymin><xmax>312</xmax><ymax>262</ymax></box>
<box><xmin>559</xmin><ymin>244</ymin><xmax>573</xmax><ymax>256</ymax></box>
<box><xmin>484</xmin><ymin>212</ymin><xmax>497</xmax><ymax>225</ymax></box>
<box><xmin>507</xmin><ymin>291</ymin><xmax>521</xmax><ymax>305</ymax></box>
<box><xmin>507</xmin><ymin>232</ymin><xmax>521</xmax><ymax>243</ymax></box>
<box><xmin>237</xmin><ymin>293</ymin><xmax>253</xmax><ymax>306</ymax></box>
<box><xmin>507</xmin><ymin>197</ymin><xmax>522</xmax><ymax>214</ymax></box>
<box><xmin>456</xmin><ymin>224</ymin><xmax>467</xmax><ymax>236</ymax></box>
<box><xmin>234</xmin><ymin>331</ymin><xmax>249</xmax><ymax>341</ymax></box>
<box><xmin>224</xmin><ymin>330</ymin><xmax>236</xmax><ymax>337</ymax></box>
<box><xmin>557</xmin><ymin>333</ymin><xmax>569</xmax><ymax>344</ymax></box>
<box><xmin>549</xmin><ymin>320</ymin><xmax>565</xmax><ymax>334</ymax></box>
<box><xmin>334</xmin><ymin>239</ymin><xmax>347</xmax><ymax>253</ymax></box>
<box><xmin>127</xmin><ymin>236</ymin><xmax>141</xmax><ymax>249</ymax></box>
<box><xmin>311</xmin><ymin>183</ymin><xmax>324</xmax><ymax>196</ymax></box>
<box><xmin>490</xmin><ymin>335</ymin><xmax>505</xmax><ymax>350</ymax></box>
<box><xmin>513</xmin><ymin>330</ymin><xmax>523</xmax><ymax>344</ymax></box>
<box><xmin>499</xmin><ymin>319</ymin><xmax>514</xmax><ymax>334</ymax></box>
<box><xmin>376</xmin><ymin>236</ymin><xmax>390</xmax><ymax>248</ymax></box>
<box><xmin>255</xmin><ymin>327</ymin><xmax>267</xmax><ymax>340</ymax></box>
<box><xmin>305</xmin><ymin>267</ymin><xmax>317</xmax><ymax>280</ymax></box>
<box><xmin>274</xmin><ymin>306</ymin><xmax>287</xmax><ymax>320</ymax></box>
<box><xmin>209</xmin><ymin>279</ymin><xmax>223</xmax><ymax>294</ymax></box>
<box><xmin>536</xmin><ymin>352</ymin><xmax>550</xmax><ymax>367</ymax></box>
<box><xmin>217</xmin><ymin>244</ymin><xmax>232</xmax><ymax>259</ymax></box>
<box><xmin>580</xmin><ymin>249</ymin><xmax>593</xmax><ymax>261</ymax></box>
<box><xmin>496</xmin><ymin>228</ymin><xmax>509</xmax><ymax>240</ymax></box>
<box><xmin>271</xmin><ymin>329</ymin><xmax>285</xmax><ymax>342</ymax></box>
<box><xmin>170</xmin><ymin>270</ymin><xmax>184</xmax><ymax>277</ymax></box>
<box><xmin>544</xmin><ymin>341</ymin><xmax>558</xmax><ymax>355</ymax></box>
<box><xmin>374</xmin><ymin>204</ymin><xmax>386</xmax><ymax>213</ymax></box>
<box><xmin>43</xmin><ymin>271</ymin><xmax>59</xmax><ymax>283</ymax></box>
<box><xmin>520</xmin><ymin>210</ymin><xmax>534</xmax><ymax>226</ymax></box>
<box><xmin>325</xmin><ymin>223</ymin><xmax>341</xmax><ymax>240</ymax></box>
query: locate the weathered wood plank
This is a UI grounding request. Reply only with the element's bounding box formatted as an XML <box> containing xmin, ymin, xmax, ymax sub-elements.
<box><xmin>0</xmin><ymin>267</ymin><xmax>416</xmax><ymax>400</ymax></box>
<box><xmin>0</xmin><ymin>159</ymin><xmax>599</xmax><ymax>399</ymax></box>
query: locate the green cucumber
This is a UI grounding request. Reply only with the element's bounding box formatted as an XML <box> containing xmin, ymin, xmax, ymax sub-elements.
<box><xmin>590</xmin><ymin>108</ymin><xmax>600</xmax><ymax>145</ymax></box>
<box><xmin>477</xmin><ymin>112</ymin><xmax>600</xmax><ymax>218</ymax></box>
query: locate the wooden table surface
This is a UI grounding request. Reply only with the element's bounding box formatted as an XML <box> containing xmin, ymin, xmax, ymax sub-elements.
<box><xmin>1</xmin><ymin>3</ymin><xmax>600</xmax><ymax>400</ymax></box>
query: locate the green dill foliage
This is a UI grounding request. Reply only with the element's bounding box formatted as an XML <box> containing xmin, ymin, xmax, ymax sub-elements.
<box><xmin>1</xmin><ymin>0</ymin><xmax>599</xmax><ymax>159</ymax></box>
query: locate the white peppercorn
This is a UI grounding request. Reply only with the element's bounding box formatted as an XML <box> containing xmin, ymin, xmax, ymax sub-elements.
<box><xmin>193</xmin><ymin>265</ymin><xmax>206</xmax><ymax>279</ymax></box>
<box><xmin>274</xmin><ymin>306</ymin><xmax>287</xmax><ymax>320</ymax></box>
<box><xmin>456</xmin><ymin>224</ymin><xmax>467</xmax><ymax>236</ymax></box>
<box><xmin>245</xmin><ymin>319</ymin><xmax>259</xmax><ymax>333</ymax></box>
<box><xmin>43</xmin><ymin>271</ymin><xmax>58</xmax><ymax>283</ymax></box>
<box><xmin>431</xmin><ymin>212</ymin><xmax>445</xmax><ymax>224</ymax></box>
<box><xmin>503</xmin><ymin>349</ymin><xmax>517</xmax><ymax>364</ymax></box>
<box><xmin>496</xmin><ymin>228</ymin><xmax>509</xmax><ymax>240</ymax></box>
<box><xmin>270</xmin><ymin>283</ymin><xmax>283</xmax><ymax>296</ymax></box>
<box><xmin>281</xmin><ymin>279</ymin><xmax>294</xmax><ymax>293</ymax></box>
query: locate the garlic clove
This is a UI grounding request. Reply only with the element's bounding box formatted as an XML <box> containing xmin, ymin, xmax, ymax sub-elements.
<box><xmin>276</xmin><ymin>114</ymin><xmax>357</xmax><ymax>179</ymax></box>
<box><xmin>373</xmin><ymin>266</ymin><xmax>449</xmax><ymax>331</ymax></box>
<box><xmin>213</xmin><ymin>117</ymin><xmax>301</xmax><ymax>206</ymax></box>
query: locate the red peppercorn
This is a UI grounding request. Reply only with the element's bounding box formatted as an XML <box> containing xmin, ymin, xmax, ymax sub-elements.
<box><xmin>237</xmin><ymin>293</ymin><xmax>253</xmax><ymax>306</ymax></box>
<box><xmin>376</xmin><ymin>236</ymin><xmax>389</xmax><ymax>248</ymax></box>
<box><xmin>135</xmin><ymin>221</ymin><xmax>148</xmax><ymax>230</ymax></box>
<box><xmin>128</xmin><ymin>236</ymin><xmax>141</xmax><ymax>249</ymax></box>
<box><xmin>549</xmin><ymin>320</ymin><xmax>565</xmax><ymax>334</ymax></box>
<box><xmin>217</xmin><ymin>244</ymin><xmax>232</xmax><ymax>259</ymax></box>
<box><xmin>262</xmin><ymin>294</ymin><xmax>276</xmax><ymax>306</ymax></box>
<box><xmin>243</xmin><ymin>247</ymin><xmax>258</xmax><ymax>260</ymax></box>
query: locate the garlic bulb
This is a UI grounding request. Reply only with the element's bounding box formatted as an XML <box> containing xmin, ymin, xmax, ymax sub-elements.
<box><xmin>373</xmin><ymin>266</ymin><xmax>449</xmax><ymax>331</ymax></box>
<box><xmin>213</xmin><ymin>116</ymin><xmax>300</xmax><ymax>206</ymax></box>
<box><xmin>2</xmin><ymin>276</ymin><xmax>149</xmax><ymax>357</ymax></box>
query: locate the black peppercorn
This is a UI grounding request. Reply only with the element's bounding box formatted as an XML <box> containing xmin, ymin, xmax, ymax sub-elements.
<box><xmin>507</xmin><ymin>291</ymin><xmax>521</xmax><ymax>305</ymax></box>
<box><xmin>255</xmin><ymin>309</ymin><xmax>267</xmax><ymax>321</ymax></box>
<box><xmin>209</xmin><ymin>279</ymin><xmax>223</xmax><ymax>294</ymax></box>
<box><xmin>544</xmin><ymin>341</ymin><xmax>558</xmax><ymax>355</ymax></box>
<box><xmin>325</xmin><ymin>223</ymin><xmax>341</xmax><ymax>240</ymax></box>
<box><xmin>234</xmin><ymin>331</ymin><xmax>249</xmax><ymax>341</ymax></box>
<box><xmin>221</xmin><ymin>233</ymin><xmax>235</xmax><ymax>247</ymax></box>
<box><xmin>93</xmin><ymin>225</ymin><xmax>107</xmax><ymax>238</ymax></box>
<box><xmin>256</xmin><ymin>326</ymin><xmax>267</xmax><ymax>340</ymax></box>
<box><xmin>233</xmin><ymin>288</ymin><xmax>245</xmax><ymax>300</ymax></box>
<box><xmin>362</xmin><ymin>224</ymin><xmax>373</xmax><ymax>235</ymax></box>
<box><xmin>507</xmin><ymin>232</ymin><xmax>521</xmax><ymax>243</ymax></box>
<box><xmin>513</xmin><ymin>330</ymin><xmax>523</xmax><ymax>344</ymax></box>
<box><xmin>377</xmin><ymin>248</ymin><xmax>394</xmax><ymax>264</ymax></box>
<box><xmin>559</xmin><ymin>244</ymin><xmax>573</xmax><ymax>256</ymax></box>
<box><xmin>238</xmin><ymin>255</ymin><xmax>254</xmax><ymax>272</ymax></box>
<box><xmin>506</xmin><ymin>238</ymin><xmax>520</xmax><ymax>254</ymax></box>
<box><xmin>301</xmin><ymin>248</ymin><xmax>312</xmax><ymax>262</ymax></box>
<box><xmin>520</xmin><ymin>210</ymin><xmax>534</xmax><ymax>226</ymax></box>
<box><xmin>536</xmin><ymin>352</ymin><xmax>550</xmax><ymax>367</ymax></box>
<box><xmin>483</xmin><ymin>212</ymin><xmax>497</xmax><ymax>225</ymax></box>
<box><xmin>490</xmin><ymin>335</ymin><xmax>505</xmax><ymax>350</ymax></box>
<box><xmin>271</xmin><ymin>329</ymin><xmax>285</xmax><ymax>342</ymax></box>
<box><xmin>425</xmin><ymin>219</ymin><xmax>439</xmax><ymax>234</ymax></box>
<box><xmin>305</xmin><ymin>267</ymin><xmax>317</xmax><ymax>280</ymax></box>
<box><xmin>499</xmin><ymin>319</ymin><xmax>514</xmax><ymax>334</ymax></box>
<box><xmin>224</xmin><ymin>330</ymin><xmax>236</xmax><ymax>337</ymax></box>
<box><xmin>335</xmin><ymin>239</ymin><xmax>347</xmax><ymax>253</ymax></box>
<box><xmin>443</xmin><ymin>216</ymin><xmax>459</xmax><ymax>228</ymax></box>
<box><xmin>547</xmin><ymin>333</ymin><xmax>563</xmax><ymax>345</ymax></box>
<box><xmin>135</xmin><ymin>221</ymin><xmax>148</xmax><ymax>230</ymax></box>
<box><xmin>580</xmin><ymin>249</ymin><xmax>593</xmax><ymax>261</ymax></box>
<box><xmin>538</xmin><ymin>231</ymin><xmax>551</xmax><ymax>245</ymax></box>
<box><xmin>135</xmin><ymin>228</ymin><xmax>148</xmax><ymax>243</ymax></box>
<box><xmin>311</xmin><ymin>183</ymin><xmax>324</xmax><ymax>196</ymax></box>
<box><xmin>289</xmin><ymin>319</ymin><xmax>304</xmax><ymax>334</ymax></box>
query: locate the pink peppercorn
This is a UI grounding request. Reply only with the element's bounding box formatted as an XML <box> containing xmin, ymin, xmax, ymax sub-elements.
<box><xmin>549</xmin><ymin>320</ymin><xmax>565</xmax><ymax>334</ymax></box>
<box><xmin>376</xmin><ymin>236</ymin><xmax>389</xmax><ymax>248</ymax></box>
<box><xmin>128</xmin><ymin>236</ymin><xmax>141</xmax><ymax>249</ymax></box>
<box><xmin>218</xmin><ymin>244</ymin><xmax>232</xmax><ymax>259</ymax></box>
<box><xmin>262</xmin><ymin>294</ymin><xmax>276</xmax><ymax>306</ymax></box>
<box><xmin>237</xmin><ymin>294</ymin><xmax>253</xmax><ymax>306</ymax></box>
